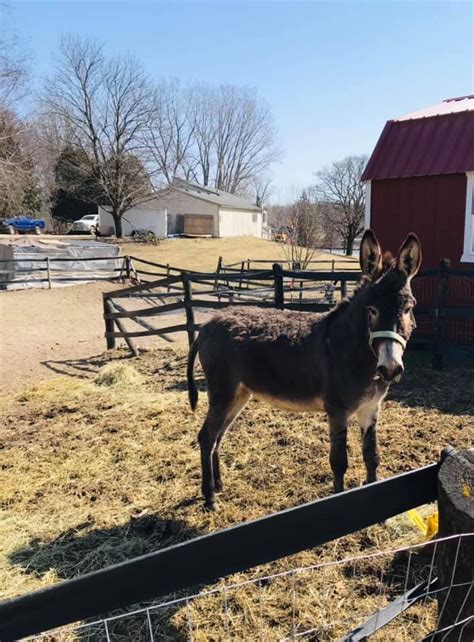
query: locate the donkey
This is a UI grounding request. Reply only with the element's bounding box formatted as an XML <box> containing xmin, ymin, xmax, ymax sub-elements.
<box><xmin>187</xmin><ymin>230</ymin><xmax>422</xmax><ymax>509</ymax></box>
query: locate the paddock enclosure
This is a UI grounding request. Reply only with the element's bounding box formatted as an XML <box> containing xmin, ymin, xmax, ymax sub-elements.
<box><xmin>0</xmin><ymin>344</ymin><xmax>472</xmax><ymax>640</ymax></box>
<box><xmin>102</xmin><ymin>256</ymin><xmax>474</xmax><ymax>363</ymax></box>
<box><xmin>1</xmin><ymin>243</ymin><xmax>473</xmax><ymax>641</ymax></box>
<box><xmin>0</xmin><ymin>238</ymin><xmax>122</xmax><ymax>289</ymax></box>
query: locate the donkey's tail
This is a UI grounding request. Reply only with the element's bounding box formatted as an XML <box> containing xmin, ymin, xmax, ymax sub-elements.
<box><xmin>187</xmin><ymin>339</ymin><xmax>199</xmax><ymax>411</ymax></box>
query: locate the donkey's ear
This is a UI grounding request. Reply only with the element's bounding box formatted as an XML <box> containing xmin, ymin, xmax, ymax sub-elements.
<box><xmin>359</xmin><ymin>229</ymin><xmax>382</xmax><ymax>279</ymax></box>
<box><xmin>396</xmin><ymin>233</ymin><xmax>422</xmax><ymax>280</ymax></box>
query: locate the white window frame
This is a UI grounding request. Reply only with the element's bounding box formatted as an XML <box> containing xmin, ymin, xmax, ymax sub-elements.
<box><xmin>364</xmin><ymin>180</ymin><xmax>372</xmax><ymax>229</ymax></box>
<box><xmin>461</xmin><ymin>171</ymin><xmax>474</xmax><ymax>263</ymax></box>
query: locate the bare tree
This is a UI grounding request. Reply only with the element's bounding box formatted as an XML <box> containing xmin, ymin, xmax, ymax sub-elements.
<box><xmin>43</xmin><ymin>36</ymin><xmax>155</xmax><ymax>236</ymax></box>
<box><xmin>277</xmin><ymin>191</ymin><xmax>324</xmax><ymax>269</ymax></box>
<box><xmin>0</xmin><ymin>5</ymin><xmax>29</xmax><ymax>106</ymax></box>
<box><xmin>212</xmin><ymin>85</ymin><xmax>280</xmax><ymax>193</ymax></box>
<box><xmin>0</xmin><ymin>107</ymin><xmax>41</xmax><ymax>216</ymax></box>
<box><xmin>146</xmin><ymin>79</ymin><xmax>197</xmax><ymax>186</ymax></box>
<box><xmin>248</xmin><ymin>175</ymin><xmax>272</xmax><ymax>207</ymax></box>
<box><xmin>313</xmin><ymin>155</ymin><xmax>368</xmax><ymax>255</ymax></box>
<box><xmin>145</xmin><ymin>81</ymin><xmax>280</xmax><ymax>195</ymax></box>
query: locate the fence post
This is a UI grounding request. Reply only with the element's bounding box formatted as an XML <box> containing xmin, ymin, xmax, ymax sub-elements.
<box><xmin>106</xmin><ymin>299</ymin><xmax>139</xmax><ymax>357</ymax></box>
<box><xmin>183</xmin><ymin>274</ymin><xmax>196</xmax><ymax>347</ymax></box>
<box><xmin>239</xmin><ymin>261</ymin><xmax>245</xmax><ymax>290</ymax></box>
<box><xmin>125</xmin><ymin>256</ymin><xmax>132</xmax><ymax>281</ymax></box>
<box><xmin>432</xmin><ymin>258</ymin><xmax>450</xmax><ymax>369</ymax></box>
<box><xmin>214</xmin><ymin>256</ymin><xmax>223</xmax><ymax>300</ymax></box>
<box><xmin>436</xmin><ymin>447</ymin><xmax>474</xmax><ymax>641</ymax></box>
<box><xmin>46</xmin><ymin>257</ymin><xmax>52</xmax><ymax>289</ymax></box>
<box><xmin>103</xmin><ymin>297</ymin><xmax>116</xmax><ymax>350</ymax></box>
<box><xmin>273</xmin><ymin>263</ymin><xmax>284</xmax><ymax>309</ymax></box>
<box><xmin>340</xmin><ymin>278</ymin><xmax>348</xmax><ymax>299</ymax></box>
<box><xmin>166</xmin><ymin>264</ymin><xmax>171</xmax><ymax>292</ymax></box>
<box><xmin>291</xmin><ymin>261</ymin><xmax>302</xmax><ymax>304</ymax></box>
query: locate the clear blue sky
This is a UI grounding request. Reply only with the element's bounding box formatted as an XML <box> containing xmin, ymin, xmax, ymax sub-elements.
<box><xmin>7</xmin><ymin>0</ymin><xmax>474</xmax><ymax>201</ymax></box>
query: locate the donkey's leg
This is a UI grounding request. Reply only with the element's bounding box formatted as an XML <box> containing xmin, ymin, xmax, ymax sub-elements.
<box><xmin>328</xmin><ymin>413</ymin><xmax>349</xmax><ymax>493</ymax></box>
<box><xmin>212</xmin><ymin>387</ymin><xmax>251</xmax><ymax>493</ymax></box>
<box><xmin>198</xmin><ymin>402</ymin><xmax>230</xmax><ymax>510</ymax></box>
<box><xmin>357</xmin><ymin>402</ymin><xmax>381</xmax><ymax>484</ymax></box>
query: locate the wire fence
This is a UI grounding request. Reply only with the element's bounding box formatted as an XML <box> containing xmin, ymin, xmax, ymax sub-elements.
<box><xmin>22</xmin><ymin>533</ymin><xmax>474</xmax><ymax>641</ymax></box>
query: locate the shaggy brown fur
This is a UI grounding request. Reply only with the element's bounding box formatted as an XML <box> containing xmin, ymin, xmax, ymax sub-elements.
<box><xmin>188</xmin><ymin>231</ymin><xmax>422</xmax><ymax>509</ymax></box>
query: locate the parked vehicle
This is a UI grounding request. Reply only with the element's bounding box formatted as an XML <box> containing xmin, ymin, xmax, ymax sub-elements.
<box><xmin>72</xmin><ymin>214</ymin><xmax>100</xmax><ymax>235</ymax></box>
<box><xmin>3</xmin><ymin>216</ymin><xmax>46</xmax><ymax>235</ymax></box>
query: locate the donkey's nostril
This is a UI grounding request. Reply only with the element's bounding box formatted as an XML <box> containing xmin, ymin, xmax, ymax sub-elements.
<box><xmin>377</xmin><ymin>363</ymin><xmax>404</xmax><ymax>382</ymax></box>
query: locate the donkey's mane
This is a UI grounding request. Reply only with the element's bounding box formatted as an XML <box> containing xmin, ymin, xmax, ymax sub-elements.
<box><xmin>211</xmin><ymin>254</ymin><xmax>405</xmax><ymax>345</ymax></box>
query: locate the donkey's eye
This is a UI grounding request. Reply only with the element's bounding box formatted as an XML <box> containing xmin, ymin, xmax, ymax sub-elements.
<box><xmin>404</xmin><ymin>304</ymin><xmax>413</xmax><ymax>314</ymax></box>
<box><xmin>367</xmin><ymin>306</ymin><xmax>378</xmax><ymax>318</ymax></box>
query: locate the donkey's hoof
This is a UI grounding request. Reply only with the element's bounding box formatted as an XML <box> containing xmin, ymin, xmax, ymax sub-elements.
<box><xmin>204</xmin><ymin>498</ymin><xmax>216</xmax><ymax>511</ymax></box>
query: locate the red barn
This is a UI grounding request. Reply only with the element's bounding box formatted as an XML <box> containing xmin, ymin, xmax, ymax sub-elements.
<box><xmin>362</xmin><ymin>95</ymin><xmax>474</xmax><ymax>270</ymax></box>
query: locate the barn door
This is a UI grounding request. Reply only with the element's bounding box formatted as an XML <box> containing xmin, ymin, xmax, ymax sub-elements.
<box><xmin>183</xmin><ymin>215</ymin><xmax>214</xmax><ymax>236</ymax></box>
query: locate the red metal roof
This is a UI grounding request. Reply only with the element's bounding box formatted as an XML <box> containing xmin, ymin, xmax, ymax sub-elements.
<box><xmin>362</xmin><ymin>108</ymin><xmax>474</xmax><ymax>181</ymax></box>
<box><xmin>397</xmin><ymin>95</ymin><xmax>474</xmax><ymax>120</ymax></box>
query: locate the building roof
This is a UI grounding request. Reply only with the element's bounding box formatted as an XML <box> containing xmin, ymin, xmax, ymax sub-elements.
<box><xmin>169</xmin><ymin>178</ymin><xmax>260</xmax><ymax>211</ymax></box>
<box><xmin>396</xmin><ymin>95</ymin><xmax>474</xmax><ymax>121</ymax></box>
<box><xmin>362</xmin><ymin>96</ymin><xmax>474</xmax><ymax>181</ymax></box>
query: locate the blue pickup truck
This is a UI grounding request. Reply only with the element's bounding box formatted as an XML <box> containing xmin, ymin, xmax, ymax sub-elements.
<box><xmin>1</xmin><ymin>216</ymin><xmax>46</xmax><ymax>235</ymax></box>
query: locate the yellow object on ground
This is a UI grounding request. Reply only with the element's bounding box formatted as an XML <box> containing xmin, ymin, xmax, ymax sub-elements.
<box><xmin>408</xmin><ymin>509</ymin><xmax>439</xmax><ymax>538</ymax></box>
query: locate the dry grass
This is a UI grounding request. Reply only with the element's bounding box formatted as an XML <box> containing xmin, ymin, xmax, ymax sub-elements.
<box><xmin>116</xmin><ymin>237</ymin><xmax>357</xmax><ymax>272</ymax></box>
<box><xmin>0</xmin><ymin>347</ymin><xmax>472</xmax><ymax>640</ymax></box>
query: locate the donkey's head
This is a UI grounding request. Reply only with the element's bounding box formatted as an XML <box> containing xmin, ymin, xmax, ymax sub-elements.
<box><xmin>359</xmin><ymin>230</ymin><xmax>422</xmax><ymax>383</ymax></box>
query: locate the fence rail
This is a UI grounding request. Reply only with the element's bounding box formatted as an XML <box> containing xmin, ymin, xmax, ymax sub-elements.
<box><xmin>102</xmin><ymin>259</ymin><xmax>473</xmax><ymax>363</ymax></box>
<box><xmin>0</xmin><ymin>463</ymin><xmax>439</xmax><ymax>641</ymax></box>
<box><xmin>0</xmin><ymin>254</ymin><xmax>126</xmax><ymax>288</ymax></box>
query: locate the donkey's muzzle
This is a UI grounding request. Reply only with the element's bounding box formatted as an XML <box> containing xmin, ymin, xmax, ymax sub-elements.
<box><xmin>376</xmin><ymin>363</ymin><xmax>404</xmax><ymax>383</ymax></box>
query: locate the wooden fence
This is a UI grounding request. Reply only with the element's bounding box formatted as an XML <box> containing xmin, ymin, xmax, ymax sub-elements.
<box><xmin>0</xmin><ymin>448</ymin><xmax>472</xmax><ymax>641</ymax></box>
<box><xmin>102</xmin><ymin>264</ymin><xmax>362</xmax><ymax>356</ymax></box>
<box><xmin>103</xmin><ymin>259</ymin><xmax>473</xmax><ymax>363</ymax></box>
<box><xmin>0</xmin><ymin>254</ymin><xmax>190</xmax><ymax>289</ymax></box>
<box><xmin>218</xmin><ymin>256</ymin><xmax>358</xmax><ymax>273</ymax></box>
<box><xmin>0</xmin><ymin>255</ymin><xmax>126</xmax><ymax>288</ymax></box>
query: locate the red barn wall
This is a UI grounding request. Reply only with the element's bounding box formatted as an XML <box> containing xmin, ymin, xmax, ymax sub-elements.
<box><xmin>370</xmin><ymin>173</ymin><xmax>470</xmax><ymax>270</ymax></box>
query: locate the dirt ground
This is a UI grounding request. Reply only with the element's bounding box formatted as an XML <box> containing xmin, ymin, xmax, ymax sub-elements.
<box><xmin>0</xmin><ymin>238</ymin><xmax>356</xmax><ymax>392</ymax></box>
<box><xmin>0</xmin><ymin>282</ymin><xmax>122</xmax><ymax>392</ymax></box>
<box><xmin>1</xmin><ymin>237</ymin><xmax>472</xmax><ymax>640</ymax></box>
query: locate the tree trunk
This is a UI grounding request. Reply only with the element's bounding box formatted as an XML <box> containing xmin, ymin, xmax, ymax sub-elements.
<box><xmin>112</xmin><ymin>210</ymin><xmax>123</xmax><ymax>238</ymax></box>
<box><xmin>345</xmin><ymin>235</ymin><xmax>354</xmax><ymax>256</ymax></box>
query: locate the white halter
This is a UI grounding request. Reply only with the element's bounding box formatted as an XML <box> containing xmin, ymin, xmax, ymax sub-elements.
<box><xmin>369</xmin><ymin>330</ymin><xmax>407</xmax><ymax>350</ymax></box>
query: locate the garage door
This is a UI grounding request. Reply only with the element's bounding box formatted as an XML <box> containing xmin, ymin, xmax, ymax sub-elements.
<box><xmin>183</xmin><ymin>215</ymin><xmax>214</xmax><ymax>236</ymax></box>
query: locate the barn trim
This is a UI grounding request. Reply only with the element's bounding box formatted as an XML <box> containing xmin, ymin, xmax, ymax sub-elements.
<box><xmin>461</xmin><ymin>171</ymin><xmax>474</xmax><ymax>263</ymax></box>
<box><xmin>364</xmin><ymin>180</ymin><xmax>372</xmax><ymax>230</ymax></box>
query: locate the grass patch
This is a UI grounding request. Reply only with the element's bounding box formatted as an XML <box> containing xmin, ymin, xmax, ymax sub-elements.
<box><xmin>115</xmin><ymin>237</ymin><xmax>357</xmax><ymax>272</ymax></box>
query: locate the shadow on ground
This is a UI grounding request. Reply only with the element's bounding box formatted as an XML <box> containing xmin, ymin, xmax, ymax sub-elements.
<box><xmin>9</xmin><ymin>513</ymin><xmax>202</xmax><ymax>641</ymax></box>
<box><xmin>40</xmin><ymin>352</ymin><xmax>132</xmax><ymax>379</ymax></box>
<box><xmin>387</xmin><ymin>350</ymin><xmax>473</xmax><ymax>416</ymax></box>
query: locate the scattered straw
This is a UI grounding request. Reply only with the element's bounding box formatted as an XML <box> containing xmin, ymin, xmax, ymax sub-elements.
<box><xmin>94</xmin><ymin>363</ymin><xmax>144</xmax><ymax>387</ymax></box>
<box><xmin>0</xmin><ymin>348</ymin><xmax>472</xmax><ymax>640</ymax></box>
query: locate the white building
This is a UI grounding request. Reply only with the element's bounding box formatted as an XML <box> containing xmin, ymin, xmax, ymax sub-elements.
<box><xmin>99</xmin><ymin>178</ymin><xmax>269</xmax><ymax>238</ymax></box>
